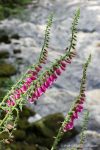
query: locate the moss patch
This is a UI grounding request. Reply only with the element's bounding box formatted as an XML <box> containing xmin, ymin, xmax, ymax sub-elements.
<box><xmin>13</xmin><ymin>130</ymin><xmax>26</xmax><ymax>141</ymax></box>
<box><xmin>0</xmin><ymin>0</ymin><xmax>33</xmax><ymax>20</ymax></box>
<box><xmin>0</xmin><ymin>50</ymin><xmax>10</xmax><ymax>58</ymax></box>
<box><xmin>0</xmin><ymin>63</ymin><xmax>17</xmax><ymax>77</ymax></box>
<box><xmin>0</xmin><ymin>89</ymin><xmax>6</xmax><ymax>101</ymax></box>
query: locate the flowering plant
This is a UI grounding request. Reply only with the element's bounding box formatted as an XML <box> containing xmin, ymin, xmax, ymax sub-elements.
<box><xmin>0</xmin><ymin>8</ymin><xmax>91</xmax><ymax>149</ymax></box>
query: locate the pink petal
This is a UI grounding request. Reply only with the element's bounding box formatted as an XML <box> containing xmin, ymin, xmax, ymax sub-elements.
<box><xmin>14</xmin><ymin>93</ymin><xmax>20</xmax><ymax>99</ymax></box>
<box><xmin>60</xmin><ymin>61</ymin><xmax>66</xmax><ymax>67</ymax></box>
<box><xmin>40</xmin><ymin>85</ymin><xmax>46</xmax><ymax>92</ymax></box>
<box><xmin>55</xmin><ymin>68</ymin><xmax>62</xmax><ymax>76</ymax></box>
<box><xmin>7</xmin><ymin>100</ymin><xmax>11</xmax><ymax>106</ymax></box>
<box><xmin>52</xmin><ymin>73</ymin><xmax>57</xmax><ymax>80</ymax></box>
<box><xmin>10</xmin><ymin>95</ymin><xmax>15</xmax><ymax>102</ymax></box>
<box><xmin>72</xmin><ymin>112</ymin><xmax>78</xmax><ymax>120</ymax></box>
<box><xmin>28</xmin><ymin>97</ymin><xmax>35</xmax><ymax>103</ymax></box>
<box><xmin>60</xmin><ymin>65</ymin><xmax>66</xmax><ymax>71</ymax></box>
<box><xmin>21</xmin><ymin>84</ymin><xmax>28</xmax><ymax>93</ymax></box>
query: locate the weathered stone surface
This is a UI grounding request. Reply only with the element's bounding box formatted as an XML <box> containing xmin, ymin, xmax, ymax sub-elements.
<box><xmin>59</xmin><ymin>130</ymin><xmax>100</xmax><ymax>150</ymax></box>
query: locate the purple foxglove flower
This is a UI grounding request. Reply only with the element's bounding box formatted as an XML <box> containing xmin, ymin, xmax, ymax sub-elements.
<box><xmin>49</xmin><ymin>75</ymin><xmax>54</xmax><ymax>82</ymax></box>
<box><xmin>44</xmin><ymin>79</ymin><xmax>51</xmax><ymax>88</ymax></box>
<box><xmin>7</xmin><ymin>100</ymin><xmax>11</xmax><ymax>106</ymax></box>
<box><xmin>79</xmin><ymin>100</ymin><xmax>84</xmax><ymax>104</ymax></box>
<box><xmin>26</xmin><ymin>77</ymin><xmax>33</xmax><ymax>84</ymax></box>
<box><xmin>30</xmin><ymin>76</ymin><xmax>37</xmax><ymax>81</ymax></box>
<box><xmin>40</xmin><ymin>85</ymin><xmax>46</xmax><ymax>92</ymax></box>
<box><xmin>60</xmin><ymin>65</ymin><xmax>66</xmax><ymax>71</ymax></box>
<box><xmin>47</xmin><ymin>77</ymin><xmax>53</xmax><ymax>86</ymax></box>
<box><xmin>76</xmin><ymin>104</ymin><xmax>83</xmax><ymax>112</ymax></box>
<box><xmin>7</xmin><ymin>100</ymin><xmax>15</xmax><ymax>106</ymax></box>
<box><xmin>14</xmin><ymin>93</ymin><xmax>20</xmax><ymax>99</ymax></box>
<box><xmin>34</xmin><ymin>90</ymin><xmax>40</xmax><ymax>98</ymax></box>
<box><xmin>10</xmin><ymin>95</ymin><xmax>15</xmax><ymax>102</ymax></box>
<box><xmin>55</xmin><ymin>68</ymin><xmax>61</xmax><ymax>76</ymax></box>
<box><xmin>20</xmin><ymin>84</ymin><xmax>28</xmax><ymax>93</ymax></box>
<box><xmin>37</xmin><ymin>87</ymin><xmax>43</xmax><ymax>96</ymax></box>
<box><xmin>10</xmin><ymin>101</ymin><xmax>15</xmax><ymax>106</ymax></box>
<box><xmin>28</xmin><ymin>70</ymin><xmax>37</xmax><ymax>76</ymax></box>
<box><xmin>60</xmin><ymin>61</ymin><xmax>66</xmax><ymax>67</ymax></box>
<box><xmin>63</xmin><ymin>121</ymin><xmax>74</xmax><ymax>132</ymax></box>
<box><xmin>80</xmin><ymin>97</ymin><xmax>85</xmax><ymax>101</ymax></box>
<box><xmin>52</xmin><ymin>73</ymin><xmax>57</xmax><ymax>80</ymax></box>
<box><xmin>35</xmin><ymin>65</ymin><xmax>42</xmax><ymax>72</ymax></box>
<box><xmin>67</xmin><ymin>121</ymin><xmax>74</xmax><ymax>130</ymax></box>
<box><xmin>71</xmin><ymin>111</ymin><xmax>78</xmax><ymax>120</ymax></box>
<box><xmin>28</xmin><ymin>97</ymin><xmax>35</xmax><ymax>103</ymax></box>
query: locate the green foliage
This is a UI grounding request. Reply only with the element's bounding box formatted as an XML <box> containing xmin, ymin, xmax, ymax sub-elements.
<box><xmin>79</xmin><ymin>111</ymin><xmax>89</xmax><ymax>147</ymax></box>
<box><xmin>39</xmin><ymin>13</ymin><xmax>53</xmax><ymax>64</ymax></box>
<box><xmin>51</xmin><ymin>55</ymin><xmax>91</xmax><ymax>150</ymax></box>
<box><xmin>0</xmin><ymin>0</ymin><xmax>32</xmax><ymax>20</ymax></box>
<box><xmin>68</xmin><ymin>8</ymin><xmax>80</xmax><ymax>51</ymax></box>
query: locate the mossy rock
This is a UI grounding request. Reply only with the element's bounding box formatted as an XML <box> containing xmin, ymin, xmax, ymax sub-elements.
<box><xmin>30</xmin><ymin>121</ymin><xmax>54</xmax><ymax>138</ymax></box>
<box><xmin>15</xmin><ymin>106</ymin><xmax>35</xmax><ymax>131</ymax></box>
<box><xmin>17</xmin><ymin>118</ymin><xmax>30</xmax><ymax>130</ymax></box>
<box><xmin>0</xmin><ymin>77</ymin><xmax>13</xmax><ymax>88</ymax></box>
<box><xmin>0</xmin><ymin>89</ymin><xmax>6</xmax><ymax>101</ymax></box>
<box><xmin>36</xmin><ymin>137</ymin><xmax>54</xmax><ymax>149</ymax></box>
<box><xmin>43</xmin><ymin>113</ymin><xmax>64</xmax><ymax>133</ymax></box>
<box><xmin>10</xmin><ymin>143</ymin><xmax>37</xmax><ymax>150</ymax></box>
<box><xmin>63</xmin><ymin>128</ymin><xmax>79</xmax><ymax>142</ymax></box>
<box><xmin>13</xmin><ymin>129</ymin><xmax>26</xmax><ymax>141</ymax></box>
<box><xmin>0</xmin><ymin>63</ymin><xmax>17</xmax><ymax>77</ymax></box>
<box><xmin>26</xmin><ymin>134</ymin><xmax>53</xmax><ymax>149</ymax></box>
<box><xmin>36</xmin><ymin>145</ymin><xmax>49</xmax><ymax>150</ymax></box>
<box><xmin>26</xmin><ymin>134</ymin><xmax>37</xmax><ymax>144</ymax></box>
<box><xmin>0</xmin><ymin>50</ymin><xmax>10</xmax><ymax>58</ymax></box>
<box><xmin>27</xmin><ymin>113</ymin><xmax>64</xmax><ymax>138</ymax></box>
<box><xmin>19</xmin><ymin>106</ymin><xmax>36</xmax><ymax>119</ymax></box>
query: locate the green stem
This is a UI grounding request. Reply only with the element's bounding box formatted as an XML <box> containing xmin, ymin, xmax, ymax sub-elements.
<box><xmin>51</xmin><ymin>126</ymin><xmax>64</xmax><ymax>150</ymax></box>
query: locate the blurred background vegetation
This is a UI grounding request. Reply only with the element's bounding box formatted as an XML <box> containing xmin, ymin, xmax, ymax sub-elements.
<box><xmin>0</xmin><ymin>0</ymin><xmax>32</xmax><ymax>19</ymax></box>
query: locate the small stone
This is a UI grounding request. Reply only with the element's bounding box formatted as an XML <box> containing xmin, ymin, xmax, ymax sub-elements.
<box><xmin>13</xmin><ymin>130</ymin><xmax>26</xmax><ymax>141</ymax></box>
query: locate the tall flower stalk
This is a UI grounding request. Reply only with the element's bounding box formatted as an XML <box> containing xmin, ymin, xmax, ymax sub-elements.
<box><xmin>0</xmin><ymin>8</ymin><xmax>91</xmax><ymax>147</ymax></box>
<box><xmin>51</xmin><ymin>55</ymin><xmax>91</xmax><ymax>150</ymax></box>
